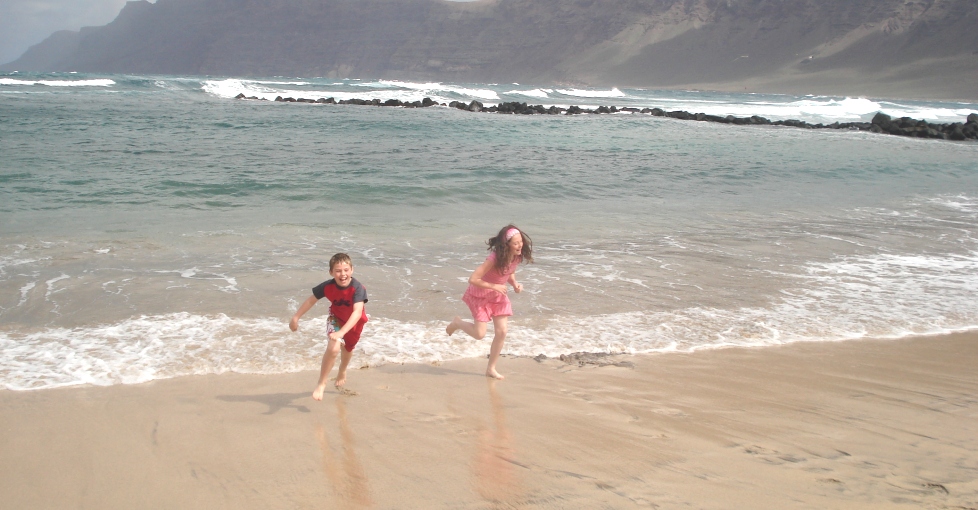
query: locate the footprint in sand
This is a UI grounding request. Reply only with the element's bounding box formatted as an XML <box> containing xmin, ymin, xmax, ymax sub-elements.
<box><xmin>337</xmin><ymin>387</ymin><xmax>359</xmax><ymax>397</ymax></box>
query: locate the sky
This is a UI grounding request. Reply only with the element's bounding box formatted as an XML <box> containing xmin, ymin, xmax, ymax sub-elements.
<box><xmin>0</xmin><ymin>0</ymin><xmax>139</xmax><ymax>65</ymax></box>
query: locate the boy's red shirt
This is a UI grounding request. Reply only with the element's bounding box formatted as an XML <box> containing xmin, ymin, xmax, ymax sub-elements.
<box><xmin>312</xmin><ymin>277</ymin><xmax>368</xmax><ymax>326</ymax></box>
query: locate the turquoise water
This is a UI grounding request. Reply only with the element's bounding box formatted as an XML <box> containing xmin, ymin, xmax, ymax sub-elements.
<box><xmin>2</xmin><ymin>73</ymin><xmax>978</xmax><ymax>389</ymax></box>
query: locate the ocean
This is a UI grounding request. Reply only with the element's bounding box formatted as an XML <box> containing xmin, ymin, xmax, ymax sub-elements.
<box><xmin>2</xmin><ymin>72</ymin><xmax>977</xmax><ymax>390</ymax></box>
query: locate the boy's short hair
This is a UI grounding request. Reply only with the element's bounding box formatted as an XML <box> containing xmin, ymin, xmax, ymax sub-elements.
<box><xmin>329</xmin><ymin>253</ymin><xmax>353</xmax><ymax>271</ymax></box>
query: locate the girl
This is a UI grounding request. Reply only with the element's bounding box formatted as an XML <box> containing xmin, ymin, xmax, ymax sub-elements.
<box><xmin>447</xmin><ymin>224</ymin><xmax>533</xmax><ymax>379</ymax></box>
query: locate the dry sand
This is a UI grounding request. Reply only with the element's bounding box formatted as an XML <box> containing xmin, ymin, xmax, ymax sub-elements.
<box><xmin>2</xmin><ymin>332</ymin><xmax>977</xmax><ymax>509</ymax></box>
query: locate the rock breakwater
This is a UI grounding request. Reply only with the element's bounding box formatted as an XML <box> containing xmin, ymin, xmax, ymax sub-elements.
<box><xmin>235</xmin><ymin>94</ymin><xmax>978</xmax><ymax>141</ymax></box>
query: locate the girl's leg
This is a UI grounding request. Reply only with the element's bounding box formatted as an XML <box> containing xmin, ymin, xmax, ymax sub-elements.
<box><xmin>447</xmin><ymin>316</ymin><xmax>488</xmax><ymax>340</ymax></box>
<box><xmin>334</xmin><ymin>346</ymin><xmax>353</xmax><ymax>388</ymax></box>
<box><xmin>486</xmin><ymin>315</ymin><xmax>508</xmax><ymax>379</ymax></box>
<box><xmin>313</xmin><ymin>338</ymin><xmax>343</xmax><ymax>400</ymax></box>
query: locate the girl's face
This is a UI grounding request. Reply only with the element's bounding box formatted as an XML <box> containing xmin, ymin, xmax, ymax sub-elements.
<box><xmin>507</xmin><ymin>233</ymin><xmax>524</xmax><ymax>255</ymax></box>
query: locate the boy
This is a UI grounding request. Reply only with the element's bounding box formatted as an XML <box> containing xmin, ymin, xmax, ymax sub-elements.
<box><xmin>290</xmin><ymin>253</ymin><xmax>368</xmax><ymax>400</ymax></box>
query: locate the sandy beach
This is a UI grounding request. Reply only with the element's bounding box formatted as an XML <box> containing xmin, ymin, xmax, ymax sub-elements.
<box><xmin>2</xmin><ymin>332</ymin><xmax>976</xmax><ymax>509</ymax></box>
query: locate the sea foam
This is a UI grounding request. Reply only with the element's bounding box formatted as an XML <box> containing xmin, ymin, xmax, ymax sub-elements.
<box><xmin>0</xmin><ymin>78</ymin><xmax>115</xmax><ymax>87</ymax></box>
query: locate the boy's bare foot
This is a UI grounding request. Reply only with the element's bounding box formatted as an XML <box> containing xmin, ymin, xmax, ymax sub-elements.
<box><xmin>334</xmin><ymin>373</ymin><xmax>347</xmax><ymax>388</ymax></box>
<box><xmin>446</xmin><ymin>316</ymin><xmax>461</xmax><ymax>336</ymax></box>
<box><xmin>485</xmin><ymin>368</ymin><xmax>505</xmax><ymax>380</ymax></box>
<box><xmin>312</xmin><ymin>383</ymin><xmax>328</xmax><ymax>401</ymax></box>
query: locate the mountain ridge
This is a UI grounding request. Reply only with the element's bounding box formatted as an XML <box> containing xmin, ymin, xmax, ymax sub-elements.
<box><xmin>5</xmin><ymin>0</ymin><xmax>977</xmax><ymax>100</ymax></box>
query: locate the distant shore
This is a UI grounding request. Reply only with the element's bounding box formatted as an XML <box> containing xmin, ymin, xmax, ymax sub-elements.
<box><xmin>3</xmin><ymin>331</ymin><xmax>976</xmax><ymax>508</ymax></box>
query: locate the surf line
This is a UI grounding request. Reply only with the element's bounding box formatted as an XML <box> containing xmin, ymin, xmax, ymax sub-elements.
<box><xmin>235</xmin><ymin>94</ymin><xmax>978</xmax><ymax>142</ymax></box>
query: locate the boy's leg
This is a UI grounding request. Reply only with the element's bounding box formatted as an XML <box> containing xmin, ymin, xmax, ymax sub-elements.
<box><xmin>313</xmin><ymin>338</ymin><xmax>343</xmax><ymax>400</ymax></box>
<box><xmin>486</xmin><ymin>315</ymin><xmax>508</xmax><ymax>379</ymax></box>
<box><xmin>447</xmin><ymin>316</ymin><xmax>488</xmax><ymax>339</ymax></box>
<box><xmin>335</xmin><ymin>345</ymin><xmax>353</xmax><ymax>388</ymax></box>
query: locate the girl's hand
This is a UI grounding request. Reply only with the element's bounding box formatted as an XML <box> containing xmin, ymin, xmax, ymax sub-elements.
<box><xmin>494</xmin><ymin>284</ymin><xmax>508</xmax><ymax>294</ymax></box>
<box><xmin>513</xmin><ymin>282</ymin><xmax>523</xmax><ymax>293</ymax></box>
<box><xmin>289</xmin><ymin>316</ymin><xmax>299</xmax><ymax>332</ymax></box>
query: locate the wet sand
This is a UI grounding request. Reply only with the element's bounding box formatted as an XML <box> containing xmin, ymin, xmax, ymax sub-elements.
<box><xmin>2</xmin><ymin>332</ymin><xmax>976</xmax><ymax>509</ymax></box>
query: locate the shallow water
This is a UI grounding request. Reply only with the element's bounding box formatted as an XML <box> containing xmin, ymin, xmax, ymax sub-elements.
<box><xmin>2</xmin><ymin>73</ymin><xmax>978</xmax><ymax>389</ymax></box>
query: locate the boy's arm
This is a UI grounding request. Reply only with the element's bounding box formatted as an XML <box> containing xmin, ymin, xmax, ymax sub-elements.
<box><xmin>508</xmin><ymin>273</ymin><xmax>523</xmax><ymax>293</ymax></box>
<box><xmin>329</xmin><ymin>302</ymin><xmax>364</xmax><ymax>341</ymax></box>
<box><xmin>289</xmin><ymin>295</ymin><xmax>319</xmax><ymax>332</ymax></box>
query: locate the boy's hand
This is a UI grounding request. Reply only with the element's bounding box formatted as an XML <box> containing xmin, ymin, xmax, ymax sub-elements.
<box><xmin>328</xmin><ymin>331</ymin><xmax>343</xmax><ymax>342</ymax></box>
<box><xmin>289</xmin><ymin>317</ymin><xmax>299</xmax><ymax>332</ymax></box>
<box><xmin>513</xmin><ymin>282</ymin><xmax>523</xmax><ymax>293</ymax></box>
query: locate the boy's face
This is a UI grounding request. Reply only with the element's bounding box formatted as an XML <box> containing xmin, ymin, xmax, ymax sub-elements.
<box><xmin>330</xmin><ymin>261</ymin><xmax>354</xmax><ymax>287</ymax></box>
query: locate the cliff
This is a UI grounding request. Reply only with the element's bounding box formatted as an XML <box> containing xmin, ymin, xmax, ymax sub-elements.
<box><xmin>5</xmin><ymin>0</ymin><xmax>977</xmax><ymax>99</ymax></box>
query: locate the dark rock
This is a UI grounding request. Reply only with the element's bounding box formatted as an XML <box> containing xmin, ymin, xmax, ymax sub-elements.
<box><xmin>667</xmin><ymin>110</ymin><xmax>691</xmax><ymax>120</ymax></box>
<box><xmin>274</xmin><ymin>96</ymin><xmax>283</xmax><ymax>102</ymax></box>
<box><xmin>949</xmin><ymin>125</ymin><xmax>967</xmax><ymax>141</ymax></box>
<box><xmin>621</xmin><ymin>107</ymin><xmax>640</xmax><ymax>113</ymax></box>
<box><xmin>595</xmin><ymin>105</ymin><xmax>611</xmax><ymax>114</ymax></box>
<box><xmin>533</xmin><ymin>354</ymin><xmax>547</xmax><ymax>362</ymax></box>
<box><xmin>421</xmin><ymin>97</ymin><xmax>435</xmax><ymax>107</ymax></box>
<box><xmin>871</xmin><ymin>112</ymin><xmax>892</xmax><ymax>126</ymax></box>
<box><xmin>468</xmin><ymin>100</ymin><xmax>483</xmax><ymax>112</ymax></box>
<box><xmin>234</xmin><ymin>93</ymin><xmax>246</xmax><ymax>99</ymax></box>
<box><xmin>383</xmin><ymin>98</ymin><xmax>402</xmax><ymax>106</ymax></box>
<box><xmin>897</xmin><ymin>117</ymin><xmax>917</xmax><ymax>129</ymax></box>
<box><xmin>967</xmin><ymin>113</ymin><xmax>978</xmax><ymax>124</ymax></box>
<box><xmin>750</xmin><ymin>115</ymin><xmax>771</xmax><ymax>125</ymax></box>
<box><xmin>649</xmin><ymin>108</ymin><xmax>665</xmax><ymax>116</ymax></box>
<box><xmin>566</xmin><ymin>105</ymin><xmax>583</xmax><ymax>115</ymax></box>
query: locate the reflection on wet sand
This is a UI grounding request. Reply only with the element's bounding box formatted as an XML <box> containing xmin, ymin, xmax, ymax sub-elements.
<box><xmin>315</xmin><ymin>398</ymin><xmax>372</xmax><ymax>508</ymax></box>
<box><xmin>472</xmin><ymin>380</ymin><xmax>524</xmax><ymax>506</ymax></box>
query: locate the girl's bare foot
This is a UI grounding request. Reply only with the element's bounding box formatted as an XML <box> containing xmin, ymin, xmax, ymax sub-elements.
<box><xmin>312</xmin><ymin>383</ymin><xmax>327</xmax><ymax>401</ymax></box>
<box><xmin>446</xmin><ymin>316</ymin><xmax>461</xmax><ymax>336</ymax></box>
<box><xmin>485</xmin><ymin>368</ymin><xmax>505</xmax><ymax>380</ymax></box>
<box><xmin>334</xmin><ymin>373</ymin><xmax>347</xmax><ymax>388</ymax></box>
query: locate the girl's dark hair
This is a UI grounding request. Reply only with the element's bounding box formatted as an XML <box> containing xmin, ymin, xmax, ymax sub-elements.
<box><xmin>487</xmin><ymin>224</ymin><xmax>533</xmax><ymax>271</ymax></box>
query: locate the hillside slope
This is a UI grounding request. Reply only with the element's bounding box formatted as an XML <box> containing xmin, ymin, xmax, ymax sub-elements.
<box><xmin>5</xmin><ymin>0</ymin><xmax>977</xmax><ymax>99</ymax></box>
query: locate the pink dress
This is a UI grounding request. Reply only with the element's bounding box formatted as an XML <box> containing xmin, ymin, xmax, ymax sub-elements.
<box><xmin>462</xmin><ymin>252</ymin><xmax>521</xmax><ymax>323</ymax></box>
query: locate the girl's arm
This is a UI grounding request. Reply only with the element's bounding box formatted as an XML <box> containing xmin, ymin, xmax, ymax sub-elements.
<box><xmin>329</xmin><ymin>302</ymin><xmax>364</xmax><ymax>342</ymax></box>
<box><xmin>508</xmin><ymin>273</ymin><xmax>523</xmax><ymax>293</ymax></box>
<box><xmin>469</xmin><ymin>258</ymin><xmax>507</xmax><ymax>294</ymax></box>
<box><xmin>289</xmin><ymin>295</ymin><xmax>319</xmax><ymax>331</ymax></box>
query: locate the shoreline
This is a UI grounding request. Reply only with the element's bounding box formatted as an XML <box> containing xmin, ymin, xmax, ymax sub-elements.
<box><xmin>3</xmin><ymin>332</ymin><xmax>976</xmax><ymax>508</ymax></box>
